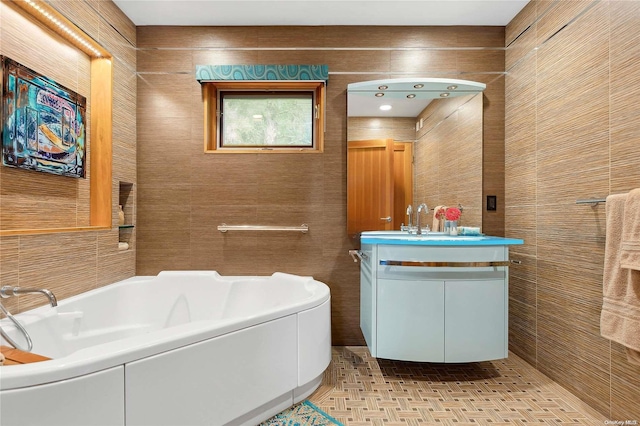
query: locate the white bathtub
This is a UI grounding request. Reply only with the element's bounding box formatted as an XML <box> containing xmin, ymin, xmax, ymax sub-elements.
<box><xmin>0</xmin><ymin>271</ymin><xmax>331</xmax><ymax>426</ymax></box>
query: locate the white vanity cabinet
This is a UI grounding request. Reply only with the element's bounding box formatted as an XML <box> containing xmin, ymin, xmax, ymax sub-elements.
<box><xmin>360</xmin><ymin>238</ymin><xmax>520</xmax><ymax>363</ymax></box>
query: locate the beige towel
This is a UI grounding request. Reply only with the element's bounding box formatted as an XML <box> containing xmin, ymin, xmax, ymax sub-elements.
<box><xmin>600</xmin><ymin>193</ymin><xmax>640</xmax><ymax>365</ymax></box>
<box><xmin>620</xmin><ymin>188</ymin><xmax>640</xmax><ymax>270</ymax></box>
<box><xmin>432</xmin><ymin>205</ymin><xmax>445</xmax><ymax>232</ymax></box>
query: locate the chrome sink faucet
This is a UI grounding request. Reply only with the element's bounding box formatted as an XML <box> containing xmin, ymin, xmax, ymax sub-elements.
<box><xmin>416</xmin><ymin>203</ymin><xmax>429</xmax><ymax>235</ymax></box>
<box><xmin>1</xmin><ymin>286</ymin><xmax>58</xmax><ymax>307</ymax></box>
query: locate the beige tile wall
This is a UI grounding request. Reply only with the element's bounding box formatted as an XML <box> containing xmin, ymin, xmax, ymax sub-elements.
<box><xmin>136</xmin><ymin>25</ymin><xmax>505</xmax><ymax>345</ymax></box>
<box><xmin>347</xmin><ymin>117</ymin><xmax>415</xmax><ymax>143</ymax></box>
<box><xmin>0</xmin><ymin>0</ymin><xmax>137</xmax><ymax>313</ymax></box>
<box><xmin>505</xmin><ymin>0</ymin><xmax>640</xmax><ymax>420</ymax></box>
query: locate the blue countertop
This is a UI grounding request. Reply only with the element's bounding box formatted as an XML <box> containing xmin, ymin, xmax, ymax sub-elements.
<box><xmin>360</xmin><ymin>232</ymin><xmax>524</xmax><ymax>246</ymax></box>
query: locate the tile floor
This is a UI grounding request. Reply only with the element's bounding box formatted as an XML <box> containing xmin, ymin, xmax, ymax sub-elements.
<box><xmin>308</xmin><ymin>347</ymin><xmax>607</xmax><ymax>425</ymax></box>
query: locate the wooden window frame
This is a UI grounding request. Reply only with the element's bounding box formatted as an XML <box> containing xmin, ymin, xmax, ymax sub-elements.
<box><xmin>203</xmin><ymin>81</ymin><xmax>325</xmax><ymax>154</ymax></box>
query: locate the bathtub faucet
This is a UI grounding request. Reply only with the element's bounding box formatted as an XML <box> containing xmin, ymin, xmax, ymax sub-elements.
<box><xmin>0</xmin><ymin>286</ymin><xmax>58</xmax><ymax>307</ymax></box>
<box><xmin>416</xmin><ymin>203</ymin><xmax>429</xmax><ymax>235</ymax></box>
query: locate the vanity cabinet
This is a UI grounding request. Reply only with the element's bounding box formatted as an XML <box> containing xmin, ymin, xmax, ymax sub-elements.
<box><xmin>360</xmin><ymin>240</ymin><xmax>517</xmax><ymax>363</ymax></box>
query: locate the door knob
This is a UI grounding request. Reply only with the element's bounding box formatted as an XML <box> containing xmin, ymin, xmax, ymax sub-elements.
<box><xmin>380</xmin><ymin>216</ymin><xmax>392</xmax><ymax>222</ymax></box>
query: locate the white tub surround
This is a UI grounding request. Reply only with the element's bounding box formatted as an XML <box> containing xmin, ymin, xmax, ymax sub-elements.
<box><xmin>0</xmin><ymin>271</ymin><xmax>331</xmax><ymax>426</ymax></box>
<box><xmin>358</xmin><ymin>232</ymin><xmax>523</xmax><ymax>363</ymax></box>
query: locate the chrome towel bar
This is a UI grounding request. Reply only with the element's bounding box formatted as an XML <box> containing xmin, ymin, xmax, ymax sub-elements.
<box><xmin>217</xmin><ymin>223</ymin><xmax>309</xmax><ymax>233</ymax></box>
<box><xmin>576</xmin><ymin>198</ymin><xmax>606</xmax><ymax>205</ymax></box>
<box><xmin>380</xmin><ymin>260</ymin><xmax>512</xmax><ymax>267</ymax></box>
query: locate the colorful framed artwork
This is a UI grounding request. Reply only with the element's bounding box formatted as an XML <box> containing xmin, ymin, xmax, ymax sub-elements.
<box><xmin>1</xmin><ymin>56</ymin><xmax>86</xmax><ymax>178</ymax></box>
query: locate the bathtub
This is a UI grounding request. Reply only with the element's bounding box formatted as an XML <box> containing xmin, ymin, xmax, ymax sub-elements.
<box><xmin>0</xmin><ymin>271</ymin><xmax>331</xmax><ymax>426</ymax></box>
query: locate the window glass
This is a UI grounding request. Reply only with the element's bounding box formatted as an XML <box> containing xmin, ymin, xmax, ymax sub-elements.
<box><xmin>220</xmin><ymin>91</ymin><xmax>313</xmax><ymax>147</ymax></box>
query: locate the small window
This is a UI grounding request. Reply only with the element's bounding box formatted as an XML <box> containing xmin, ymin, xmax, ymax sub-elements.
<box><xmin>220</xmin><ymin>91</ymin><xmax>313</xmax><ymax>148</ymax></box>
<box><xmin>204</xmin><ymin>81</ymin><xmax>324</xmax><ymax>153</ymax></box>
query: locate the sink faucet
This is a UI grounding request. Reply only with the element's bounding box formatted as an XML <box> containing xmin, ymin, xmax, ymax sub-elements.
<box><xmin>1</xmin><ymin>286</ymin><xmax>58</xmax><ymax>307</ymax></box>
<box><xmin>406</xmin><ymin>205</ymin><xmax>413</xmax><ymax>231</ymax></box>
<box><xmin>416</xmin><ymin>203</ymin><xmax>429</xmax><ymax>235</ymax></box>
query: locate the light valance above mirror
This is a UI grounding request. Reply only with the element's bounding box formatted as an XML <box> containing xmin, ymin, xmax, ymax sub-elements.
<box><xmin>347</xmin><ymin>78</ymin><xmax>485</xmax><ymax>117</ymax></box>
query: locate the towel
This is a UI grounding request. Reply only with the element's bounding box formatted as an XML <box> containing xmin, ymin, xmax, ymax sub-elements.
<box><xmin>432</xmin><ymin>205</ymin><xmax>445</xmax><ymax>232</ymax></box>
<box><xmin>600</xmin><ymin>193</ymin><xmax>640</xmax><ymax>365</ymax></box>
<box><xmin>620</xmin><ymin>188</ymin><xmax>640</xmax><ymax>270</ymax></box>
<box><xmin>458</xmin><ymin>226</ymin><xmax>481</xmax><ymax>236</ymax></box>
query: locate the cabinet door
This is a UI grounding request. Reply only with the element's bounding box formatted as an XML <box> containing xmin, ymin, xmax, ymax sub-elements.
<box><xmin>377</xmin><ymin>279</ymin><xmax>445</xmax><ymax>362</ymax></box>
<box><xmin>445</xmin><ymin>279</ymin><xmax>506</xmax><ymax>362</ymax></box>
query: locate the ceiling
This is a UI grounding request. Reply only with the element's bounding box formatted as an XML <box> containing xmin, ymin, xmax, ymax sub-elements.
<box><xmin>112</xmin><ymin>0</ymin><xmax>529</xmax><ymax>27</ymax></box>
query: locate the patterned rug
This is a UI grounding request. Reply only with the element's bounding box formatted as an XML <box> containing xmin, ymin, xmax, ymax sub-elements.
<box><xmin>260</xmin><ymin>400</ymin><xmax>343</xmax><ymax>426</ymax></box>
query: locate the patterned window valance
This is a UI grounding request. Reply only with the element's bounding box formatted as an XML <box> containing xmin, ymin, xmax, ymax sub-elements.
<box><xmin>195</xmin><ymin>64</ymin><xmax>329</xmax><ymax>83</ymax></box>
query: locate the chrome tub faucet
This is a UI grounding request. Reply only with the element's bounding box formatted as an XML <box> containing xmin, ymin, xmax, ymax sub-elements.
<box><xmin>1</xmin><ymin>286</ymin><xmax>58</xmax><ymax>307</ymax></box>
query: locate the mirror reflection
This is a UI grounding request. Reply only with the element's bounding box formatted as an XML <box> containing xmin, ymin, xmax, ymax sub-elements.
<box><xmin>347</xmin><ymin>78</ymin><xmax>485</xmax><ymax>237</ymax></box>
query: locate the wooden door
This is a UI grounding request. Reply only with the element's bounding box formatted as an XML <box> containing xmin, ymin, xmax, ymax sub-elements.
<box><xmin>393</xmin><ymin>142</ymin><xmax>413</xmax><ymax>230</ymax></box>
<box><xmin>347</xmin><ymin>139</ymin><xmax>394</xmax><ymax>236</ymax></box>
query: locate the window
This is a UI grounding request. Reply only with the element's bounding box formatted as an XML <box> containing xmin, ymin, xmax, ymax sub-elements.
<box><xmin>204</xmin><ymin>81</ymin><xmax>325</xmax><ymax>153</ymax></box>
<box><xmin>220</xmin><ymin>91</ymin><xmax>313</xmax><ymax>148</ymax></box>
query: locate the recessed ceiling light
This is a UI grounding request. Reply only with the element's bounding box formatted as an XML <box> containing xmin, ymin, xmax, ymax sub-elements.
<box><xmin>378</xmin><ymin>85</ymin><xmax>388</xmax><ymax>90</ymax></box>
<box><xmin>440</xmin><ymin>93</ymin><xmax>450</xmax><ymax>97</ymax></box>
<box><xmin>413</xmin><ymin>84</ymin><xmax>424</xmax><ymax>89</ymax></box>
<box><xmin>447</xmin><ymin>85</ymin><xmax>458</xmax><ymax>90</ymax></box>
<box><xmin>406</xmin><ymin>94</ymin><xmax>416</xmax><ymax>99</ymax></box>
<box><xmin>379</xmin><ymin>105</ymin><xmax>392</xmax><ymax>111</ymax></box>
<box><xmin>375</xmin><ymin>93</ymin><xmax>385</xmax><ymax>97</ymax></box>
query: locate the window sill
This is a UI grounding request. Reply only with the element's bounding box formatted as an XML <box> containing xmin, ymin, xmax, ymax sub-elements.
<box><xmin>204</xmin><ymin>148</ymin><xmax>323</xmax><ymax>154</ymax></box>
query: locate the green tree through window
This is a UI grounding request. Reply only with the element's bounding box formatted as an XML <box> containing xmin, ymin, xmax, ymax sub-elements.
<box><xmin>221</xmin><ymin>92</ymin><xmax>313</xmax><ymax>147</ymax></box>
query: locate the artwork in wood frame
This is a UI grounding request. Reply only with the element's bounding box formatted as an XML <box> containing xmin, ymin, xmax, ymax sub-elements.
<box><xmin>1</xmin><ymin>56</ymin><xmax>86</xmax><ymax>178</ymax></box>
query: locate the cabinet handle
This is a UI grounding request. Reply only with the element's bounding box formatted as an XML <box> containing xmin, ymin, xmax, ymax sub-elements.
<box><xmin>380</xmin><ymin>216</ymin><xmax>392</xmax><ymax>222</ymax></box>
<box><xmin>349</xmin><ymin>249</ymin><xmax>368</xmax><ymax>263</ymax></box>
<box><xmin>510</xmin><ymin>259</ymin><xmax>522</xmax><ymax>265</ymax></box>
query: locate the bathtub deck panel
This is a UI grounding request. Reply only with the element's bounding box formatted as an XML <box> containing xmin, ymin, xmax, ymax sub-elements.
<box><xmin>0</xmin><ymin>366</ymin><xmax>124</xmax><ymax>426</ymax></box>
<box><xmin>297</xmin><ymin>299</ymin><xmax>332</xmax><ymax>386</ymax></box>
<box><xmin>125</xmin><ymin>315</ymin><xmax>298</xmax><ymax>426</ymax></box>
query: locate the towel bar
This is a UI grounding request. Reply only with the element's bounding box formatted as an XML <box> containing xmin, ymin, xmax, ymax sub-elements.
<box><xmin>217</xmin><ymin>223</ymin><xmax>309</xmax><ymax>233</ymax></box>
<box><xmin>576</xmin><ymin>198</ymin><xmax>606</xmax><ymax>205</ymax></box>
<box><xmin>380</xmin><ymin>260</ymin><xmax>511</xmax><ymax>267</ymax></box>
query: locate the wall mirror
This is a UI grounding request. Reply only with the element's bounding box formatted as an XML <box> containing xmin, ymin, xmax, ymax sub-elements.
<box><xmin>347</xmin><ymin>78</ymin><xmax>486</xmax><ymax>236</ymax></box>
